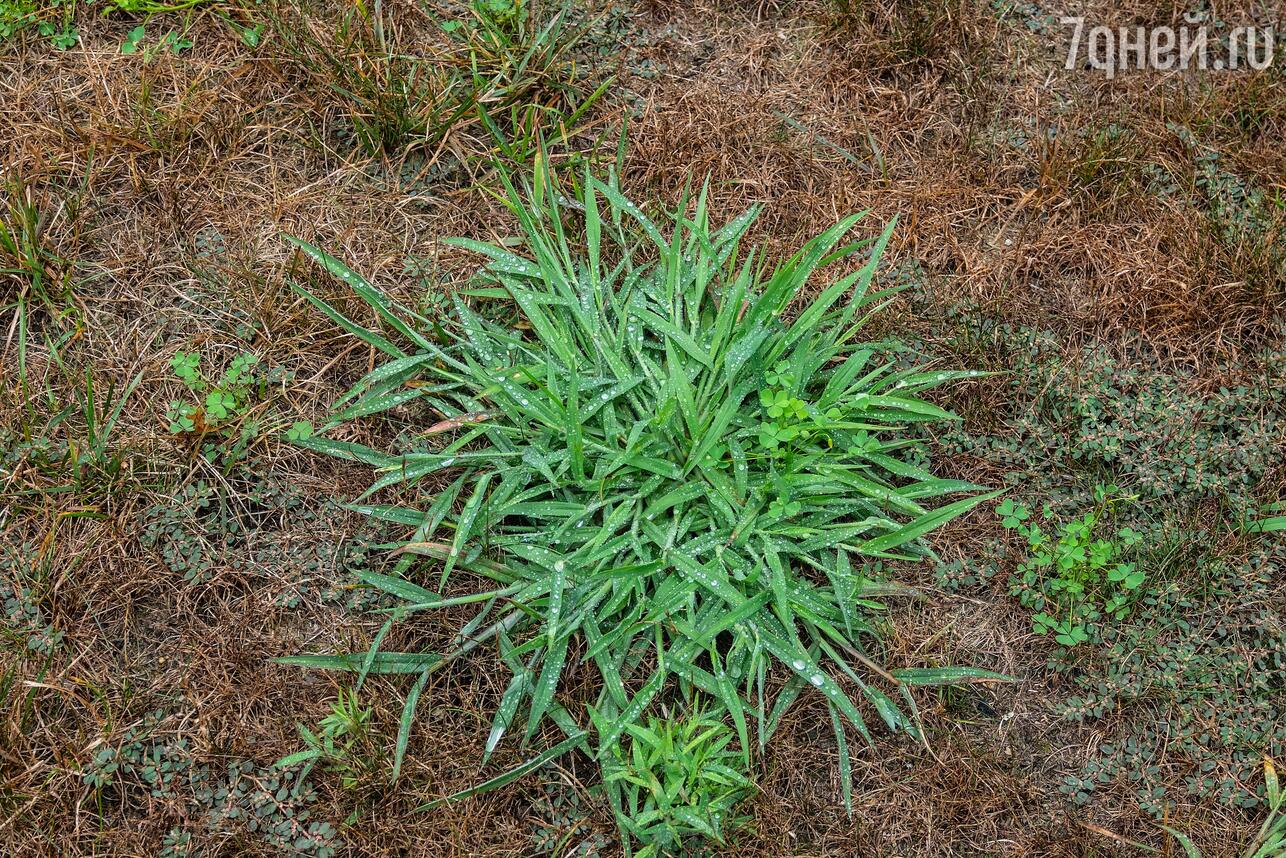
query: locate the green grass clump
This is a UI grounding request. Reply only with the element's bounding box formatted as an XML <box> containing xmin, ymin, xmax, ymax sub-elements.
<box><xmin>282</xmin><ymin>164</ymin><xmax>1003</xmax><ymax>838</ymax></box>
<box><xmin>606</xmin><ymin>706</ymin><xmax>753</xmax><ymax>856</ymax></box>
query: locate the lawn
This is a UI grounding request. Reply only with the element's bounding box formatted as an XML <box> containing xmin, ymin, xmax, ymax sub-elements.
<box><xmin>1</xmin><ymin>0</ymin><xmax>1283</xmax><ymax>856</ymax></box>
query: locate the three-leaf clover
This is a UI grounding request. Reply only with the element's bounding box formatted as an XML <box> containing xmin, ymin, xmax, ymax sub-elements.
<box><xmin>761</xmin><ymin>389</ymin><xmax>799</xmax><ymax>419</ymax></box>
<box><xmin>768</xmin><ymin>496</ymin><xmax>802</xmax><ymax>518</ymax></box>
<box><xmin>757</xmin><ymin>422</ymin><xmax>800</xmax><ymax>451</ymax></box>
<box><xmin>224</xmin><ymin>353</ymin><xmax>259</xmax><ymax>386</ymax></box>
<box><xmin>171</xmin><ymin>351</ymin><xmax>201</xmax><ymax>387</ymax></box>
<box><xmin>996</xmin><ymin>498</ymin><xmax>1030</xmax><ymax>529</ymax></box>
<box><xmin>205</xmin><ymin>390</ymin><xmax>238</xmax><ymax>421</ymax></box>
<box><xmin>166</xmin><ymin>402</ymin><xmax>196</xmax><ymax>434</ymax></box>
<box><xmin>285</xmin><ymin>421</ymin><xmax>314</xmax><ymax>442</ymax></box>
<box><xmin>1107</xmin><ymin>562</ymin><xmax>1145</xmax><ymax>590</ymax></box>
<box><xmin>120</xmin><ymin>25</ymin><xmax>146</xmax><ymax>55</ymax></box>
<box><xmin>765</xmin><ymin>361</ymin><xmax>795</xmax><ymax>388</ymax></box>
<box><xmin>1055</xmin><ymin>625</ymin><xmax>1090</xmax><ymax>647</ymax></box>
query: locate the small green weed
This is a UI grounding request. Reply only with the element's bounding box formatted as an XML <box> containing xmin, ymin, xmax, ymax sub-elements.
<box><xmin>754</xmin><ymin>360</ymin><xmax>843</xmax><ymax>454</ymax></box>
<box><xmin>604</xmin><ymin>707</ymin><xmax>753</xmax><ymax>857</ymax></box>
<box><xmin>1057</xmin><ymin>541</ymin><xmax>1286</xmax><ymax>815</ymax></box>
<box><xmin>166</xmin><ymin>350</ymin><xmax>262</xmax><ymax>434</ymax></box>
<box><xmin>189</xmin><ymin>758</ymin><xmax>339</xmax><ymax>856</ymax></box>
<box><xmin>277</xmin><ymin>688</ymin><xmax>383</xmax><ymax>790</ymax></box>
<box><xmin>70</xmin><ymin>699</ymin><xmax>342</xmax><ymax>854</ymax></box>
<box><xmin>159</xmin><ymin>829</ymin><xmax>193</xmax><ymax>858</ymax></box>
<box><xmin>119</xmin><ymin>23</ymin><xmax>193</xmax><ymax>57</ymax></box>
<box><xmin>138</xmin><ymin>472</ymin><xmax>388</xmax><ymax>595</ymax></box>
<box><xmin>164</xmin><ymin>350</ymin><xmax>293</xmax><ymax>465</ymax></box>
<box><xmin>999</xmin><ymin>484</ymin><xmax>1143</xmax><ymax>648</ymax></box>
<box><xmin>529</xmin><ymin>779</ymin><xmax>611</xmax><ymax>856</ymax></box>
<box><xmin>82</xmin><ymin>710</ymin><xmax>193</xmax><ymax>795</ymax></box>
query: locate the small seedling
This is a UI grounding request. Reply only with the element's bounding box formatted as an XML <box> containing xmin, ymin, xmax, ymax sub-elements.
<box><xmin>165</xmin><ymin>350</ymin><xmax>263</xmax><ymax>435</ymax></box>
<box><xmin>277</xmin><ymin>689</ymin><xmax>382</xmax><ymax>790</ymax></box>
<box><xmin>119</xmin><ymin>23</ymin><xmax>193</xmax><ymax>58</ymax></box>
<box><xmin>120</xmin><ymin>24</ymin><xmax>145</xmax><ymax>53</ymax></box>
<box><xmin>999</xmin><ymin>484</ymin><xmax>1144</xmax><ymax>648</ymax></box>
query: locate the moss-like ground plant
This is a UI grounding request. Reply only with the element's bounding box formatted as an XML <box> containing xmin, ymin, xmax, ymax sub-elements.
<box><xmin>281</xmin><ymin>164</ymin><xmax>1004</xmax><ymax>827</ymax></box>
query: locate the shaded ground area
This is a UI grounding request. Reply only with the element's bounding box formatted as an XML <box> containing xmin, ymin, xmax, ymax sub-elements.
<box><xmin>1</xmin><ymin>0</ymin><xmax>1283</xmax><ymax>854</ymax></box>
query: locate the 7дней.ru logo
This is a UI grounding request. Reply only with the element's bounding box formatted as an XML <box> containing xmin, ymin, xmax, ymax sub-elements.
<box><xmin>1063</xmin><ymin>16</ymin><xmax>1275</xmax><ymax>77</ymax></box>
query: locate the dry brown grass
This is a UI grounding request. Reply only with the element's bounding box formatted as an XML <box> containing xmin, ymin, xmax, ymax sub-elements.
<box><xmin>1</xmin><ymin>0</ymin><xmax>1282</xmax><ymax>854</ymax></box>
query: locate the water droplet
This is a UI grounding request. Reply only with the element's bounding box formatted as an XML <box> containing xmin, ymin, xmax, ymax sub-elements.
<box><xmin>791</xmin><ymin>659</ymin><xmax>807</xmax><ymax>671</ymax></box>
<box><xmin>810</xmin><ymin>674</ymin><xmax>825</xmax><ymax>687</ymax></box>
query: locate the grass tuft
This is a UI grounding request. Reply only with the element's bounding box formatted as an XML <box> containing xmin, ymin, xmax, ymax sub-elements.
<box><xmin>283</xmin><ymin>161</ymin><xmax>1005</xmax><ymax>836</ymax></box>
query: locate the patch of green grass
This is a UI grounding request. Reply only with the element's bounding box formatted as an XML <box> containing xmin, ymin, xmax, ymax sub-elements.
<box><xmin>1</xmin><ymin>172</ymin><xmax>84</xmax><ymax>377</ymax></box>
<box><xmin>1</xmin><ymin>361</ymin><xmax>143</xmax><ymax>504</ymax></box>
